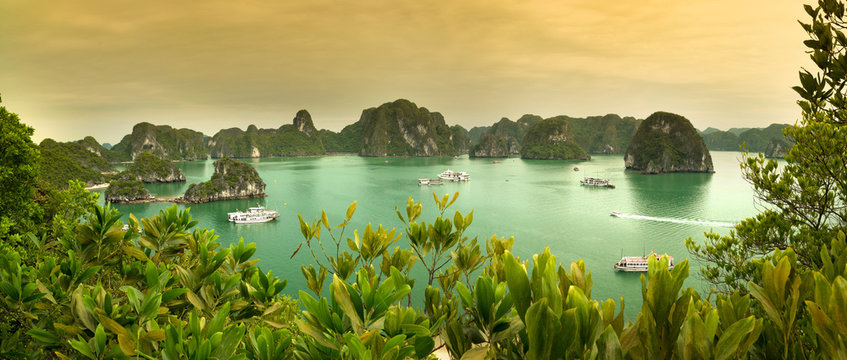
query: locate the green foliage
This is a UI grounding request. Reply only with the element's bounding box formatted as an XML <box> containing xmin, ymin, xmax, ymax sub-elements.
<box><xmin>0</xmin><ymin>103</ymin><xmax>41</xmax><ymax>239</ymax></box>
<box><xmin>37</xmin><ymin>138</ymin><xmax>115</xmax><ymax>190</ymax></box>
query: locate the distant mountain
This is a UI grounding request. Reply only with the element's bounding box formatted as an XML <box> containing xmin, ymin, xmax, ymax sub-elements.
<box><xmin>450</xmin><ymin>125</ymin><xmax>472</xmax><ymax>154</ymax></box>
<box><xmin>520</xmin><ymin>118</ymin><xmax>589</xmax><ymax>160</ymax></box>
<box><xmin>208</xmin><ymin>110</ymin><xmax>325</xmax><ymax>158</ymax></box>
<box><xmin>469</xmin><ymin>115</ymin><xmax>541</xmax><ymax>157</ymax></box>
<box><xmin>354</xmin><ymin>99</ymin><xmax>458</xmax><ymax>156</ymax></box>
<box><xmin>699</xmin><ymin>127</ymin><xmax>722</xmax><ymax>135</ymax></box>
<box><xmin>702</xmin><ymin>123</ymin><xmax>791</xmax><ymax>154</ymax></box>
<box><xmin>102</xmin><ymin>143</ymin><xmax>113</xmax><ymax>150</ymax></box>
<box><xmin>109</xmin><ymin>122</ymin><xmax>208</xmax><ymax>161</ymax></box>
<box><xmin>468</xmin><ymin>126</ymin><xmax>490</xmax><ymax>145</ymax></box>
<box><xmin>562</xmin><ymin>114</ymin><xmax>641</xmax><ymax>154</ymax></box>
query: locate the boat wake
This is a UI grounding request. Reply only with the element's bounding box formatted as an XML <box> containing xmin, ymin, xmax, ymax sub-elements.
<box><xmin>611</xmin><ymin>212</ymin><xmax>735</xmax><ymax>228</ymax></box>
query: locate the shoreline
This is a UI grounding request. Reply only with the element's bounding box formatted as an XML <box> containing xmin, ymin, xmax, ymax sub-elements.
<box><xmin>85</xmin><ymin>183</ymin><xmax>109</xmax><ymax>190</ymax></box>
<box><xmin>109</xmin><ymin>193</ymin><xmax>267</xmax><ymax>205</ymax></box>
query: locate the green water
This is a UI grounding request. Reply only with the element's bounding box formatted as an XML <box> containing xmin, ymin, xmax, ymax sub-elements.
<box><xmin>98</xmin><ymin>151</ymin><xmax>757</xmax><ymax>318</ymax></box>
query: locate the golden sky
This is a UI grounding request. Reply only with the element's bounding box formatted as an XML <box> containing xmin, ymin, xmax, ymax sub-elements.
<box><xmin>1</xmin><ymin>0</ymin><xmax>809</xmax><ymax>143</ymax></box>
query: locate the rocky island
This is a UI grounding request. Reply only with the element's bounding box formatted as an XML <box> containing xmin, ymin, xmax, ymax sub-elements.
<box><xmin>624</xmin><ymin>112</ymin><xmax>714</xmax><ymax>174</ymax></box>
<box><xmin>355</xmin><ymin>99</ymin><xmax>458</xmax><ymax>157</ymax></box>
<box><xmin>105</xmin><ymin>177</ymin><xmax>152</xmax><ymax>203</ymax></box>
<box><xmin>520</xmin><ymin>118</ymin><xmax>590</xmax><ymax>160</ymax></box>
<box><xmin>180</xmin><ymin>157</ymin><xmax>266</xmax><ymax>204</ymax></box>
<box><xmin>122</xmin><ymin>152</ymin><xmax>187</xmax><ymax>183</ymax></box>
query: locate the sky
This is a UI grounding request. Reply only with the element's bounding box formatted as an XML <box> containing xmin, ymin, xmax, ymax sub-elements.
<box><xmin>1</xmin><ymin>0</ymin><xmax>810</xmax><ymax>143</ymax></box>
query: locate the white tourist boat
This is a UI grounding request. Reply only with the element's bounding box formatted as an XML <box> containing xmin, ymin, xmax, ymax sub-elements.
<box><xmin>438</xmin><ymin>169</ymin><xmax>470</xmax><ymax>182</ymax></box>
<box><xmin>614</xmin><ymin>252</ymin><xmax>674</xmax><ymax>272</ymax></box>
<box><xmin>227</xmin><ymin>206</ymin><xmax>280</xmax><ymax>224</ymax></box>
<box><xmin>580</xmin><ymin>177</ymin><xmax>615</xmax><ymax>188</ymax></box>
<box><xmin>418</xmin><ymin>178</ymin><xmax>444</xmax><ymax>185</ymax></box>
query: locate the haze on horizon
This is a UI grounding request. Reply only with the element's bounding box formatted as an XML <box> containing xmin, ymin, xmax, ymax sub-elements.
<box><xmin>1</xmin><ymin>0</ymin><xmax>809</xmax><ymax>144</ymax></box>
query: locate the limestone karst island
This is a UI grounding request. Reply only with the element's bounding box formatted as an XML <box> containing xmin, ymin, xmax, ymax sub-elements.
<box><xmin>2</xmin><ymin>1</ymin><xmax>845</xmax><ymax>359</ymax></box>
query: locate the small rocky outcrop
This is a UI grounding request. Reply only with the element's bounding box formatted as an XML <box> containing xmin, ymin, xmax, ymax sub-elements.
<box><xmin>765</xmin><ymin>138</ymin><xmax>791</xmax><ymax>158</ymax></box>
<box><xmin>181</xmin><ymin>157</ymin><xmax>266</xmax><ymax>204</ymax></box>
<box><xmin>469</xmin><ymin>133</ymin><xmax>512</xmax><ymax>158</ymax></box>
<box><xmin>105</xmin><ymin>178</ymin><xmax>152</xmax><ymax>203</ymax></box>
<box><xmin>122</xmin><ymin>152</ymin><xmax>186</xmax><ymax>183</ymax></box>
<box><xmin>520</xmin><ymin>118</ymin><xmax>590</xmax><ymax>160</ymax></box>
<box><xmin>625</xmin><ymin>112</ymin><xmax>714</xmax><ymax>174</ymax></box>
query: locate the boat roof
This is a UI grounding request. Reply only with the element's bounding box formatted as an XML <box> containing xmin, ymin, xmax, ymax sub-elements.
<box><xmin>619</xmin><ymin>253</ymin><xmax>674</xmax><ymax>262</ymax></box>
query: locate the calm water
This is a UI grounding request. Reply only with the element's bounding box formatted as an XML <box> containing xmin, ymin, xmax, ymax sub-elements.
<box><xmin>99</xmin><ymin>151</ymin><xmax>758</xmax><ymax>318</ymax></box>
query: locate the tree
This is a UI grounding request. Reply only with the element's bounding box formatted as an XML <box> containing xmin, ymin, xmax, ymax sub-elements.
<box><xmin>687</xmin><ymin>0</ymin><xmax>847</xmax><ymax>291</ymax></box>
<box><xmin>0</xmin><ymin>96</ymin><xmax>41</xmax><ymax>242</ymax></box>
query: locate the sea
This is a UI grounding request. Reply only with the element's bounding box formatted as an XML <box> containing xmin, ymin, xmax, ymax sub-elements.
<box><xmin>98</xmin><ymin>151</ymin><xmax>762</xmax><ymax>319</ymax></box>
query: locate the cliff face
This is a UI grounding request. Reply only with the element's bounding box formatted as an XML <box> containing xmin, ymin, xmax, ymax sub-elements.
<box><xmin>105</xmin><ymin>178</ymin><xmax>152</xmax><ymax>203</ymax></box>
<box><xmin>520</xmin><ymin>118</ymin><xmax>589</xmax><ymax>160</ymax></box>
<box><xmin>356</xmin><ymin>99</ymin><xmax>457</xmax><ymax>157</ymax></box>
<box><xmin>469</xmin><ymin>133</ymin><xmax>512</xmax><ymax>158</ymax></box>
<box><xmin>109</xmin><ymin>123</ymin><xmax>208</xmax><ymax>161</ymax></box>
<box><xmin>765</xmin><ymin>138</ymin><xmax>791</xmax><ymax>158</ymax></box>
<box><xmin>450</xmin><ymin>125</ymin><xmax>472</xmax><ymax>154</ymax></box>
<box><xmin>476</xmin><ymin>115</ymin><xmax>542</xmax><ymax>155</ymax></box>
<box><xmin>123</xmin><ymin>152</ymin><xmax>186</xmax><ymax>183</ymax></box>
<box><xmin>182</xmin><ymin>157</ymin><xmax>266</xmax><ymax>203</ymax></box>
<box><xmin>625</xmin><ymin>112</ymin><xmax>714</xmax><ymax>174</ymax></box>
<box><xmin>565</xmin><ymin>114</ymin><xmax>641</xmax><ymax>154</ymax></box>
<box><xmin>208</xmin><ymin>110</ymin><xmax>325</xmax><ymax>158</ymax></box>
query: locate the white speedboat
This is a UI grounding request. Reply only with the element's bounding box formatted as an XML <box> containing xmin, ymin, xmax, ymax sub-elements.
<box><xmin>614</xmin><ymin>252</ymin><xmax>674</xmax><ymax>272</ymax></box>
<box><xmin>610</xmin><ymin>211</ymin><xmax>622</xmax><ymax>217</ymax></box>
<box><xmin>227</xmin><ymin>206</ymin><xmax>280</xmax><ymax>224</ymax></box>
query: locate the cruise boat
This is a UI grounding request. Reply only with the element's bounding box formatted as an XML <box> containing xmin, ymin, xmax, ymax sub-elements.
<box><xmin>614</xmin><ymin>252</ymin><xmax>674</xmax><ymax>272</ymax></box>
<box><xmin>227</xmin><ymin>206</ymin><xmax>280</xmax><ymax>224</ymax></box>
<box><xmin>438</xmin><ymin>169</ymin><xmax>471</xmax><ymax>182</ymax></box>
<box><xmin>580</xmin><ymin>177</ymin><xmax>615</xmax><ymax>188</ymax></box>
<box><xmin>418</xmin><ymin>178</ymin><xmax>444</xmax><ymax>185</ymax></box>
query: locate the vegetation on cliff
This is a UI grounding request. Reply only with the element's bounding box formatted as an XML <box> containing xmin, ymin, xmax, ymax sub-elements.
<box><xmin>450</xmin><ymin>125</ymin><xmax>472</xmax><ymax>154</ymax></box>
<box><xmin>37</xmin><ymin>138</ymin><xmax>115</xmax><ymax>189</ymax></box>
<box><xmin>702</xmin><ymin>124</ymin><xmax>792</xmax><ymax>153</ymax></box>
<box><xmin>104</xmin><ymin>177</ymin><xmax>152</xmax><ymax>203</ymax></box>
<box><xmin>109</xmin><ymin>122</ymin><xmax>208</xmax><ymax>161</ymax></box>
<box><xmin>320</xmin><ymin>122</ymin><xmax>363</xmax><ymax>153</ymax></box>
<box><xmin>469</xmin><ymin>133</ymin><xmax>512</xmax><ymax>158</ymax></box>
<box><xmin>565</xmin><ymin>114</ymin><xmax>642</xmax><ymax>154</ymax></box>
<box><xmin>520</xmin><ymin>118</ymin><xmax>589</xmax><ymax>160</ymax></box>
<box><xmin>355</xmin><ymin>99</ymin><xmax>457</xmax><ymax>156</ymax></box>
<box><xmin>182</xmin><ymin>157</ymin><xmax>265</xmax><ymax>203</ymax></box>
<box><xmin>625</xmin><ymin>112</ymin><xmax>714</xmax><ymax>173</ymax></box>
<box><xmin>121</xmin><ymin>151</ymin><xmax>186</xmax><ymax>183</ymax></box>
<box><xmin>209</xmin><ymin>110</ymin><xmax>325</xmax><ymax>158</ymax></box>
